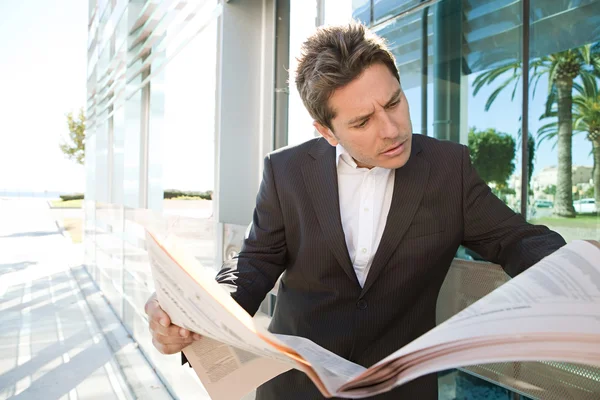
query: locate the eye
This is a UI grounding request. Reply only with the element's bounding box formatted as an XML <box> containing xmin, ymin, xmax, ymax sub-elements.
<box><xmin>386</xmin><ymin>100</ymin><xmax>400</xmax><ymax>109</ymax></box>
<box><xmin>354</xmin><ymin>119</ymin><xmax>369</xmax><ymax>129</ymax></box>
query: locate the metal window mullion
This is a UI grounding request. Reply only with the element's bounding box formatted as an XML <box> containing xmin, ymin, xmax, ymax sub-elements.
<box><xmin>521</xmin><ymin>0</ymin><xmax>530</xmax><ymax>218</ymax></box>
<box><xmin>108</xmin><ymin>105</ymin><xmax>114</xmax><ymax>203</ymax></box>
<box><xmin>316</xmin><ymin>0</ymin><xmax>325</xmax><ymax>26</ymax></box>
<box><xmin>421</xmin><ymin>0</ymin><xmax>429</xmax><ymax>136</ymax></box>
<box><xmin>274</xmin><ymin>0</ymin><xmax>290</xmax><ymax>150</ymax></box>
<box><xmin>139</xmin><ymin>66</ymin><xmax>151</xmax><ymax>209</ymax></box>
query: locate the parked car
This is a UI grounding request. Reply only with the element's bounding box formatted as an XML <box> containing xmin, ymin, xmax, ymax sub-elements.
<box><xmin>534</xmin><ymin>199</ymin><xmax>554</xmax><ymax>208</ymax></box>
<box><xmin>573</xmin><ymin>198</ymin><xmax>597</xmax><ymax>213</ymax></box>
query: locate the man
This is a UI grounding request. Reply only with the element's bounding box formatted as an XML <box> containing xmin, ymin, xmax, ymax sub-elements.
<box><xmin>145</xmin><ymin>22</ymin><xmax>565</xmax><ymax>399</ymax></box>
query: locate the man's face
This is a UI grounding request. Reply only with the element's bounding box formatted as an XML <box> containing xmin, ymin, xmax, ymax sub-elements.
<box><xmin>314</xmin><ymin>63</ymin><xmax>413</xmax><ymax>169</ymax></box>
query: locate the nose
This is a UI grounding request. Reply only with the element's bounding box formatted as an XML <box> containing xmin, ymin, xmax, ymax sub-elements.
<box><xmin>378</xmin><ymin>110</ymin><xmax>398</xmax><ymax>139</ymax></box>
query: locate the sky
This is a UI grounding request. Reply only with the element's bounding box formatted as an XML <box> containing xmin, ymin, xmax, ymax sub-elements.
<box><xmin>0</xmin><ymin>0</ymin><xmax>593</xmax><ymax>194</ymax></box>
<box><xmin>0</xmin><ymin>0</ymin><xmax>88</xmax><ymax>193</ymax></box>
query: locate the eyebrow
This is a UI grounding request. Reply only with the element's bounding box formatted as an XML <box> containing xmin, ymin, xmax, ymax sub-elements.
<box><xmin>347</xmin><ymin>89</ymin><xmax>402</xmax><ymax>126</ymax></box>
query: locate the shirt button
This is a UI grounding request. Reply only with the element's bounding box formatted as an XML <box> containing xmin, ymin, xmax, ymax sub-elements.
<box><xmin>361</xmin><ymin>248</ymin><xmax>367</xmax><ymax>254</ymax></box>
<box><xmin>357</xmin><ymin>299</ymin><xmax>368</xmax><ymax>310</ymax></box>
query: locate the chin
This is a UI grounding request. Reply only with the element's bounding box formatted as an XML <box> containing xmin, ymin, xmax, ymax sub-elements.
<box><xmin>380</xmin><ymin>151</ymin><xmax>411</xmax><ymax>169</ymax></box>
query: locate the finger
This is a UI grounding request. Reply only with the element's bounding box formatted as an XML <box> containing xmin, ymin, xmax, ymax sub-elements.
<box><xmin>152</xmin><ymin>338</ymin><xmax>191</xmax><ymax>355</ymax></box>
<box><xmin>145</xmin><ymin>295</ymin><xmax>171</xmax><ymax>328</ymax></box>
<box><xmin>148</xmin><ymin>320</ymin><xmax>194</xmax><ymax>339</ymax></box>
<box><xmin>151</xmin><ymin>329</ymin><xmax>195</xmax><ymax>346</ymax></box>
<box><xmin>148</xmin><ymin>323</ymin><xmax>195</xmax><ymax>344</ymax></box>
<box><xmin>149</xmin><ymin>320</ymin><xmax>182</xmax><ymax>336</ymax></box>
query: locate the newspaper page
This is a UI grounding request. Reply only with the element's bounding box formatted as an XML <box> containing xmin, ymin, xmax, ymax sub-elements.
<box><xmin>272</xmin><ymin>334</ymin><xmax>366</xmax><ymax>395</ymax></box>
<box><xmin>146</xmin><ymin>231</ymin><xmax>296</xmax><ymax>399</ymax></box>
<box><xmin>337</xmin><ymin>240</ymin><xmax>600</xmax><ymax>397</ymax></box>
<box><xmin>147</xmin><ymin>230</ymin><xmax>350</xmax><ymax>398</ymax></box>
<box><xmin>183</xmin><ymin>336</ymin><xmax>292</xmax><ymax>400</ymax></box>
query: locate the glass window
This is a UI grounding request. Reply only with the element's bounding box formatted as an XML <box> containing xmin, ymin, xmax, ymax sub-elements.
<box><xmin>286</xmin><ymin>0</ymin><xmax>356</xmax><ymax>147</ymax></box>
<box><xmin>112</xmin><ymin>106</ymin><xmax>125</xmax><ymax>204</ymax></box>
<box><xmin>121</xmin><ymin>2</ymin><xmax>220</xmax><ymax>337</ymax></box>
<box><xmin>287</xmin><ymin>1</ymin><xmax>319</xmax><ymax>146</ymax></box>
<box><xmin>374</xmin><ymin>0</ymin><xmax>422</xmax><ymax>24</ymax></box>
<box><xmin>346</xmin><ymin>1</ymin><xmax>600</xmax><ymax>398</ymax></box>
<box><xmin>122</xmin><ymin>71</ymin><xmax>143</xmax><ymax>209</ymax></box>
<box><xmin>323</xmin><ymin>0</ymin><xmax>354</xmax><ymax>25</ymax></box>
<box><xmin>527</xmin><ymin>0</ymin><xmax>600</xmax><ymax>241</ymax></box>
<box><xmin>147</xmin><ymin>16</ymin><xmax>218</xmax><ymax>266</ymax></box>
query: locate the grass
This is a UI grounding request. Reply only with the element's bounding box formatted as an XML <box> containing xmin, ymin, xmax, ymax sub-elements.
<box><xmin>50</xmin><ymin>199</ymin><xmax>83</xmax><ymax>208</ymax></box>
<box><xmin>530</xmin><ymin>213</ymin><xmax>599</xmax><ymax>228</ymax></box>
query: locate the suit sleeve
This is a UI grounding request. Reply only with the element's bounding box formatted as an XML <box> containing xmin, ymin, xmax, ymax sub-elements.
<box><xmin>460</xmin><ymin>145</ymin><xmax>566</xmax><ymax>277</ymax></box>
<box><xmin>215</xmin><ymin>154</ymin><xmax>288</xmax><ymax>316</ymax></box>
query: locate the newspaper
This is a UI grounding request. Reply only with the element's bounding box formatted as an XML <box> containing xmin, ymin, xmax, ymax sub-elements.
<box><xmin>146</xmin><ymin>231</ymin><xmax>600</xmax><ymax>399</ymax></box>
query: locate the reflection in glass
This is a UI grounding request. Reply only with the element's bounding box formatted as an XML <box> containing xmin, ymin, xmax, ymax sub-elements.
<box><xmin>527</xmin><ymin>0</ymin><xmax>599</xmax><ymax>239</ymax></box>
<box><xmin>348</xmin><ymin>0</ymin><xmax>599</xmax><ymax>398</ymax></box>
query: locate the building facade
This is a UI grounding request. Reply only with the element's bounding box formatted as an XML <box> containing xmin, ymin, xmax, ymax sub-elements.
<box><xmin>85</xmin><ymin>0</ymin><xmax>599</xmax><ymax>398</ymax></box>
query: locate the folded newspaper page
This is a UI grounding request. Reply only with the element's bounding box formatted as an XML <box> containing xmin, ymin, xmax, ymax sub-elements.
<box><xmin>146</xmin><ymin>230</ymin><xmax>600</xmax><ymax>399</ymax></box>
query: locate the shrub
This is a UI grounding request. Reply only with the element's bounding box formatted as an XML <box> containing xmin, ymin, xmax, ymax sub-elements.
<box><xmin>163</xmin><ymin>190</ymin><xmax>212</xmax><ymax>200</ymax></box>
<box><xmin>60</xmin><ymin>193</ymin><xmax>84</xmax><ymax>201</ymax></box>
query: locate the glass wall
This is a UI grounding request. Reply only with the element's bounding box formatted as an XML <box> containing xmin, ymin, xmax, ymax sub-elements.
<box><xmin>281</xmin><ymin>0</ymin><xmax>600</xmax><ymax>398</ymax></box>
<box><xmin>527</xmin><ymin>0</ymin><xmax>600</xmax><ymax>241</ymax></box>
<box><xmin>85</xmin><ymin>1</ymin><xmax>221</xmax><ymax>397</ymax></box>
<box><xmin>287</xmin><ymin>0</ymin><xmax>318</xmax><ymax>146</ymax></box>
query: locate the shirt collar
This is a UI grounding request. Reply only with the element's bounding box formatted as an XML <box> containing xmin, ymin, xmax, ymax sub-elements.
<box><xmin>336</xmin><ymin>144</ymin><xmax>359</xmax><ymax>169</ymax></box>
<box><xmin>335</xmin><ymin>144</ymin><xmax>391</xmax><ymax>175</ymax></box>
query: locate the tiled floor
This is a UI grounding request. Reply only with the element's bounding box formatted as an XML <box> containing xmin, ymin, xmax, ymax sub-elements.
<box><xmin>0</xmin><ymin>198</ymin><xmax>171</xmax><ymax>400</ymax></box>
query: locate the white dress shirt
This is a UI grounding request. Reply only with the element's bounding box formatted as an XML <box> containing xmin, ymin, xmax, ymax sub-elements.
<box><xmin>336</xmin><ymin>144</ymin><xmax>395</xmax><ymax>287</ymax></box>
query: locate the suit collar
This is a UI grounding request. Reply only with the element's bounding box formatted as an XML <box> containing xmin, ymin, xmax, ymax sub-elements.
<box><xmin>302</xmin><ymin>140</ymin><xmax>358</xmax><ymax>284</ymax></box>
<box><xmin>304</xmin><ymin>135</ymin><xmax>428</xmax><ymax>290</ymax></box>
<box><xmin>361</xmin><ymin>147</ymin><xmax>430</xmax><ymax>295</ymax></box>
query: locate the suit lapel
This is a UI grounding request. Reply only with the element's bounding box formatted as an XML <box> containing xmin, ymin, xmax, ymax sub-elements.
<box><xmin>361</xmin><ymin>140</ymin><xmax>430</xmax><ymax>296</ymax></box>
<box><xmin>302</xmin><ymin>139</ymin><xmax>359</xmax><ymax>286</ymax></box>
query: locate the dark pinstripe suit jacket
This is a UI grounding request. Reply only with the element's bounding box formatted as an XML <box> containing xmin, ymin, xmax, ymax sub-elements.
<box><xmin>215</xmin><ymin>134</ymin><xmax>565</xmax><ymax>399</ymax></box>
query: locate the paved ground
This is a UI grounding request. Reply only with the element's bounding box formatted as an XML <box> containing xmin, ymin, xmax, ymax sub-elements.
<box><xmin>0</xmin><ymin>198</ymin><xmax>172</xmax><ymax>400</ymax></box>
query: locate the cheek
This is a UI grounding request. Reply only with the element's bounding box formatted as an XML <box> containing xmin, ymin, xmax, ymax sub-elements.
<box><xmin>393</xmin><ymin>106</ymin><xmax>411</xmax><ymax>127</ymax></box>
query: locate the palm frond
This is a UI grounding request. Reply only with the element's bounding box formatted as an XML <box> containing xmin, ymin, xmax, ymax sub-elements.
<box><xmin>547</xmin><ymin>61</ymin><xmax>559</xmax><ymax>90</ymax></box>
<box><xmin>531</xmin><ymin>73</ymin><xmax>545</xmax><ymax>99</ymax></box>
<box><xmin>573</xmin><ymin>115</ymin><xmax>589</xmax><ymax>133</ymax></box>
<box><xmin>484</xmin><ymin>79</ymin><xmax>515</xmax><ymax>111</ymax></box>
<box><xmin>510</xmin><ymin>73</ymin><xmax>521</xmax><ymax>101</ymax></box>
<box><xmin>543</xmin><ymin>87</ymin><xmax>558</xmax><ymax>118</ymax></box>
<box><xmin>472</xmin><ymin>63</ymin><xmax>521</xmax><ymax>97</ymax></box>
<box><xmin>579</xmin><ymin>44</ymin><xmax>592</xmax><ymax>65</ymax></box>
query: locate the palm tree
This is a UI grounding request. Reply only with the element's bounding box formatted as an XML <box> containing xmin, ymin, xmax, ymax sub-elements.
<box><xmin>473</xmin><ymin>44</ymin><xmax>600</xmax><ymax>217</ymax></box>
<box><xmin>538</xmin><ymin>73</ymin><xmax>600</xmax><ymax>209</ymax></box>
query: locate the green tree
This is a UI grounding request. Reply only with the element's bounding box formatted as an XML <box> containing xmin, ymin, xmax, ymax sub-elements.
<box><xmin>584</xmin><ymin>186</ymin><xmax>595</xmax><ymax>198</ymax></box>
<box><xmin>473</xmin><ymin>44</ymin><xmax>600</xmax><ymax>217</ymax></box>
<box><xmin>527</xmin><ymin>133</ymin><xmax>535</xmax><ymax>186</ymax></box>
<box><xmin>468</xmin><ymin>128</ymin><xmax>516</xmax><ymax>190</ymax></box>
<box><xmin>538</xmin><ymin>73</ymin><xmax>600</xmax><ymax>207</ymax></box>
<box><xmin>60</xmin><ymin>108</ymin><xmax>86</xmax><ymax>165</ymax></box>
<box><xmin>543</xmin><ymin>184</ymin><xmax>557</xmax><ymax>202</ymax></box>
<box><xmin>543</xmin><ymin>184</ymin><xmax>557</xmax><ymax>196</ymax></box>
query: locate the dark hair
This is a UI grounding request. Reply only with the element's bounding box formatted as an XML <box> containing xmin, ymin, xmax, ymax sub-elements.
<box><xmin>295</xmin><ymin>21</ymin><xmax>399</xmax><ymax>130</ymax></box>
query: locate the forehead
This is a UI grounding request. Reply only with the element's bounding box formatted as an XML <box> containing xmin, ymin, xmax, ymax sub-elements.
<box><xmin>329</xmin><ymin>63</ymin><xmax>400</xmax><ymax>120</ymax></box>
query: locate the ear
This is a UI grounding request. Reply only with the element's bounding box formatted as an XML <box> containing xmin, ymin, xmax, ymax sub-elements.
<box><xmin>313</xmin><ymin>121</ymin><xmax>338</xmax><ymax>147</ymax></box>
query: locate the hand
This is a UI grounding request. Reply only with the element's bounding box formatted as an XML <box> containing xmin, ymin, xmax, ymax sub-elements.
<box><xmin>145</xmin><ymin>292</ymin><xmax>201</xmax><ymax>354</ymax></box>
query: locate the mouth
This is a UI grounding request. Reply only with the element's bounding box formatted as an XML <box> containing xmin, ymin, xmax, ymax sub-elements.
<box><xmin>380</xmin><ymin>140</ymin><xmax>406</xmax><ymax>157</ymax></box>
